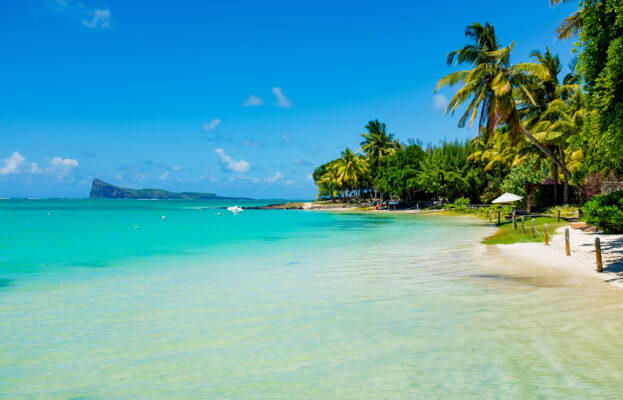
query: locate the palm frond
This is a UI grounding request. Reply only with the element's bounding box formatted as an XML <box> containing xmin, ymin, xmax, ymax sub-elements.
<box><xmin>556</xmin><ymin>11</ymin><xmax>582</xmax><ymax>40</ymax></box>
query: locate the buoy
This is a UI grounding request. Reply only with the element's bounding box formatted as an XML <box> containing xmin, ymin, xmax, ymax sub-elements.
<box><xmin>47</xmin><ymin>213</ymin><xmax>51</xmax><ymax>216</ymax></box>
<box><xmin>217</xmin><ymin>212</ymin><xmax>221</xmax><ymax>216</ymax></box>
<box><xmin>134</xmin><ymin>225</ymin><xmax>139</xmax><ymax>229</ymax></box>
<box><xmin>162</xmin><ymin>216</ymin><xmax>166</xmax><ymax>219</ymax></box>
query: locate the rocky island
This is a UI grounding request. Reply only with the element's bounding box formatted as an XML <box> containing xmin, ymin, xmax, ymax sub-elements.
<box><xmin>89</xmin><ymin>179</ymin><xmax>252</xmax><ymax>200</ymax></box>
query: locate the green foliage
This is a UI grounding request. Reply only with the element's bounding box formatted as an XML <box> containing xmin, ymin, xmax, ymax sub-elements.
<box><xmin>582</xmin><ymin>190</ymin><xmax>623</xmax><ymax>233</ymax></box>
<box><xmin>546</xmin><ymin>204</ymin><xmax>579</xmax><ymax>217</ymax></box>
<box><xmin>500</xmin><ymin>160</ymin><xmax>547</xmax><ymax>197</ymax></box>
<box><xmin>360</xmin><ymin>119</ymin><xmax>401</xmax><ymax>180</ymax></box>
<box><xmin>577</xmin><ymin>0</ymin><xmax>623</xmax><ymax>177</ymax></box>
<box><xmin>476</xmin><ymin>204</ymin><xmax>513</xmax><ymax>220</ymax></box>
<box><xmin>453</xmin><ymin>197</ymin><xmax>470</xmax><ymax>209</ymax></box>
<box><xmin>312</xmin><ymin>161</ymin><xmax>334</xmax><ymax>183</ymax></box>
<box><xmin>417</xmin><ymin>140</ymin><xmax>489</xmax><ymax>202</ymax></box>
<box><xmin>374</xmin><ymin>144</ymin><xmax>426</xmax><ymax>199</ymax></box>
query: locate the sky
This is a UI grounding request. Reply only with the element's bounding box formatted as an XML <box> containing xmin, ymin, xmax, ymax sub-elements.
<box><xmin>0</xmin><ymin>0</ymin><xmax>579</xmax><ymax>199</ymax></box>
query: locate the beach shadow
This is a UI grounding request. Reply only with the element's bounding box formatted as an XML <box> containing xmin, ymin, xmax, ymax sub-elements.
<box><xmin>575</xmin><ymin>235</ymin><xmax>623</xmax><ymax>280</ymax></box>
<box><xmin>471</xmin><ymin>273</ymin><xmax>565</xmax><ymax>288</ymax></box>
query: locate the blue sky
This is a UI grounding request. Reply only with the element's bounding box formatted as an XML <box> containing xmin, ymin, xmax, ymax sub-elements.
<box><xmin>0</xmin><ymin>0</ymin><xmax>578</xmax><ymax>199</ymax></box>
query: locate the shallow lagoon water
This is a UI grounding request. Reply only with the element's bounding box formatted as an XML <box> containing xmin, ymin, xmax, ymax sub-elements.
<box><xmin>1</xmin><ymin>200</ymin><xmax>623</xmax><ymax>399</ymax></box>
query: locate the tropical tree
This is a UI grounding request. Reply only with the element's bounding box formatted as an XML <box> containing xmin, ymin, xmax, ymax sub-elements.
<box><xmin>435</xmin><ymin>22</ymin><xmax>573</xmax><ymax>197</ymax></box>
<box><xmin>374</xmin><ymin>143</ymin><xmax>426</xmax><ymax>200</ymax></box>
<box><xmin>417</xmin><ymin>140</ymin><xmax>489</xmax><ymax>202</ymax></box>
<box><xmin>500</xmin><ymin>159</ymin><xmax>548</xmax><ymax>211</ymax></box>
<box><xmin>335</xmin><ymin>148</ymin><xmax>368</xmax><ymax>200</ymax></box>
<box><xmin>316</xmin><ymin>161</ymin><xmax>340</xmax><ymax>200</ymax></box>
<box><xmin>575</xmin><ymin>0</ymin><xmax>623</xmax><ymax>178</ymax></box>
<box><xmin>360</xmin><ymin>119</ymin><xmax>400</xmax><ymax>199</ymax></box>
<box><xmin>533</xmin><ymin>87</ymin><xmax>586</xmax><ymax>202</ymax></box>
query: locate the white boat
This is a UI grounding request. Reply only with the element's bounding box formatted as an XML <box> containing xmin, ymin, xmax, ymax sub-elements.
<box><xmin>227</xmin><ymin>206</ymin><xmax>243</xmax><ymax>215</ymax></box>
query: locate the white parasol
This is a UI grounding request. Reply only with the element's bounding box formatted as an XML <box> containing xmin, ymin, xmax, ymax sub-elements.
<box><xmin>491</xmin><ymin>193</ymin><xmax>523</xmax><ymax>204</ymax></box>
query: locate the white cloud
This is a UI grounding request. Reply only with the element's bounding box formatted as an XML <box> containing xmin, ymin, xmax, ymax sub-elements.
<box><xmin>203</xmin><ymin>118</ymin><xmax>221</xmax><ymax>131</ymax></box>
<box><xmin>433</xmin><ymin>94</ymin><xmax>448</xmax><ymax>111</ymax></box>
<box><xmin>241</xmin><ymin>139</ymin><xmax>264</xmax><ymax>148</ymax></box>
<box><xmin>281</xmin><ymin>133</ymin><xmax>291</xmax><ymax>144</ymax></box>
<box><xmin>306</xmin><ymin>173</ymin><xmax>313</xmax><ymax>182</ymax></box>
<box><xmin>272</xmin><ymin>87</ymin><xmax>293</xmax><ymax>108</ymax></box>
<box><xmin>0</xmin><ymin>152</ymin><xmax>78</xmax><ymax>179</ymax></box>
<box><xmin>171</xmin><ymin>165</ymin><xmax>181</xmax><ymax>171</ymax></box>
<box><xmin>0</xmin><ymin>152</ymin><xmax>29</xmax><ymax>175</ymax></box>
<box><xmin>242</xmin><ymin>95</ymin><xmax>264</xmax><ymax>107</ymax></box>
<box><xmin>159</xmin><ymin>171</ymin><xmax>169</xmax><ymax>180</ymax></box>
<box><xmin>214</xmin><ymin>148</ymin><xmax>250</xmax><ymax>173</ymax></box>
<box><xmin>82</xmin><ymin>8</ymin><xmax>111</xmax><ymax>29</ymax></box>
<box><xmin>51</xmin><ymin>1</ymin><xmax>112</xmax><ymax>30</ymax></box>
<box><xmin>48</xmin><ymin>156</ymin><xmax>79</xmax><ymax>178</ymax></box>
<box><xmin>266</xmin><ymin>171</ymin><xmax>283</xmax><ymax>183</ymax></box>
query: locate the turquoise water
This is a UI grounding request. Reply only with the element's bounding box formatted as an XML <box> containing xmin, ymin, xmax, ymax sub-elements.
<box><xmin>2</xmin><ymin>200</ymin><xmax>623</xmax><ymax>399</ymax></box>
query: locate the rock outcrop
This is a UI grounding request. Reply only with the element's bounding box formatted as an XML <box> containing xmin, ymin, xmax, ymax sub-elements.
<box><xmin>89</xmin><ymin>179</ymin><xmax>252</xmax><ymax>200</ymax></box>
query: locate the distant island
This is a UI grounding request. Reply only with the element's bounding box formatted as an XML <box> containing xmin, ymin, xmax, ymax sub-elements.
<box><xmin>89</xmin><ymin>179</ymin><xmax>253</xmax><ymax>200</ymax></box>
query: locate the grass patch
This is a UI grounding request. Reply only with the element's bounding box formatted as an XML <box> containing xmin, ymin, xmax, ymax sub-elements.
<box><xmin>424</xmin><ymin>208</ymin><xmax>475</xmax><ymax>216</ymax></box>
<box><xmin>482</xmin><ymin>216</ymin><xmax>568</xmax><ymax>245</ymax></box>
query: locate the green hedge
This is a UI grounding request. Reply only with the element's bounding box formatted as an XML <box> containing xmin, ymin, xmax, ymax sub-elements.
<box><xmin>582</xmin><ymin>190</ymin><xmax>623</xmax><ymax>233</ymax></box>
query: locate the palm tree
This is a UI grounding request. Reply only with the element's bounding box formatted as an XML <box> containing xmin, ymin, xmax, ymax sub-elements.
<box><xmin>533</xmin><ymin>87</ymin><xmax>586</xmax><ymax>203</ymax></box>
<box><xmin>360</xmin><ymin>120</ymin><xmax>400</xmax><ymax>169</ymax></box>
<box><xmin>518</xmin><ymin>48</ymin><xmax>562</xmax><ymax>129</ymax></box>
<box><xmin>317</xmin><ymin>162</ymin><xmax>340</xmax><ymax>201</ymax></box>
<box><xmin>516</xmin><ymin>47</ymin><xmax>565</xmax><ymax>202</ymax></box>
<box><xmin>435</xmin><ymin>22</ymin><xmax>572</xmax><ymax>191</ymax></box>
<box><xmin>335</xmin><ymin>148</ymin><xmax>368</xmax><ymax>200</ymax></box>
<box><xmin>468</xmin><ymin>127</ymin><xmax>531</xmax><ymax>174</ymax></box>
<box><xmin>360</xmin><ymin>119</ymin><xmax>400</xmax><ymax>200</ymax></box>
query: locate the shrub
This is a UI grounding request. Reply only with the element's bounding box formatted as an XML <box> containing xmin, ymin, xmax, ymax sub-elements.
<box><xmin>453</xmin><ymin>197</ymin><xmax>470</xmax><ymax>209</ymax></box>
<box><xmin>546</xmin><ymin>205</ymin><xmax>579</xmax><ymax>217</ymax></box>
<box><xmin>582</xmin><ymin>190</ymin><xmax>623</xmax><ymax>233</ymax></box>
<box><xmin>477</xmin><ymin>204</ymin><xmax>513</xmax><ymax>220</ymax></box>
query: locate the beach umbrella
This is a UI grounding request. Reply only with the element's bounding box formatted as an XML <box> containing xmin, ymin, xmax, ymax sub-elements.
<box><xmin>491</xmin><ymin>192</ymin><xmax>523</xmax><ymax>204</ymax></box>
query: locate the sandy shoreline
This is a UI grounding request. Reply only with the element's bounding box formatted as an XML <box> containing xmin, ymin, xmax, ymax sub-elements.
<box><xmin>271</xmin><ymin>203</ymin><xmax>623</xmax><ymax>289</ymax></box>
<box><xmin>486</xmin><ymin>231</ymin><xmax>623</xmax><ymax>289</ymax></box>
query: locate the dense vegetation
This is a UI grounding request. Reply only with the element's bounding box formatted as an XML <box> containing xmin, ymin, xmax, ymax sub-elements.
<box><xmin>313</xmin><ymin>1</ymin><xmax>623</xmax><ymax>228</ymax></box>
<box><xmin>583</xmin><ymin>191</ymin><xmax>623</xmax><ymax>233</ymax></box>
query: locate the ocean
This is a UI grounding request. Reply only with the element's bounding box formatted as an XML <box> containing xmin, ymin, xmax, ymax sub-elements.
<box><xmin>1</xmin><ymin>199</ymin><xmax>623</xmax><ymax>399</ymax></box>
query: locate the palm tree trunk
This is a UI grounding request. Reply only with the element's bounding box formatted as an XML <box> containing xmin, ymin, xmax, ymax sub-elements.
<box><xmin>553</xmin><ymin>162</ymin><xmax>558</xmax><ymax>206</ymax></box>
<box><xmin>522</xmin><ymin>129</ymin><xmax>571</xmax><ymax>179</ymax></box>
<box><xmin>559</xmin><ymin>145</ymin><xmax>569</xmax><ymax>204</ymax></box>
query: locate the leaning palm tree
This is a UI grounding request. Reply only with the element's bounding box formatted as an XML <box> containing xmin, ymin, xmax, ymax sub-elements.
<box><xmin>533</xmin><ymin>87</ymin><xmax>586</xmax><ymax>203</ymax></box>
<box><xmin>435</xmin><ymin>22</ymin><xmax>572</xmax><ymax>188</ymax></box>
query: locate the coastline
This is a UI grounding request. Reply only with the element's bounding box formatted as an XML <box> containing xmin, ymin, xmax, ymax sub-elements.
<box><xmin>249</xmin><ymin>202</ymin><xmax>623</xmax><ymax>289</ymax></box>
<box><xmin>484</xmin><ymin>232</ymin><xmax>623</xmax><ymax>289</ymax></box>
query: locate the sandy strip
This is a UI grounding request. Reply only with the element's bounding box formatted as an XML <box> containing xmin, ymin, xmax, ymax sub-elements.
<box><xmin>487</xmin><ymin>228</ymin><xmax>623</xmax><ymax>289</ymax></box>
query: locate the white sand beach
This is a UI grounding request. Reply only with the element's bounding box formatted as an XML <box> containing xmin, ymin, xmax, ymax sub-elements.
<box><xmin>490</xmin><ymin>227</ymin><xmax>623</xmax><ymax>289</ymax></box>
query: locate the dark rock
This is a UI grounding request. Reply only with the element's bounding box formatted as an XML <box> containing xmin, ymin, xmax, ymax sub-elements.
<box><xmin>89</xmin><ymin>179</ymin><xmax>252</xmax><ymax>200</ymax></box>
